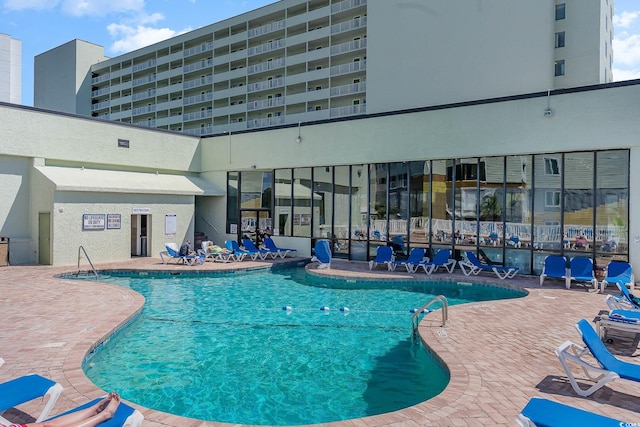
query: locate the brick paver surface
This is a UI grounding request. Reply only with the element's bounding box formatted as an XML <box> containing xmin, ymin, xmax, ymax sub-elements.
<box><xmin>1</xmin><ymin>257</ymin><xmax>639</xmax><ymax>426</ymax></box>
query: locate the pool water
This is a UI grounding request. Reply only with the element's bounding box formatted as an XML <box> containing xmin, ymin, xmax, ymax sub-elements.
<box><xmin>81</xmin><ymin>267</ymin><xmax>524</xmax><ymax>425</ymax></box>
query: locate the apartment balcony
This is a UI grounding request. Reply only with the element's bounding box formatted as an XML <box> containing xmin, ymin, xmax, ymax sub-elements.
<box><xmin>247</xmin><ymin>77</ymin><xmax>285</xmax><ymax>93</ymax></box>
<box><xmin>246</xmin><ymin>115</ymin><xmax>285</xmax><ymax>129</ymax></box>
<box><xmin>91</xmin><ymin>87</ymin><xmax>111</xmax><ymax>98</ymax></box>
<box><xmin>247</xmin><ymin>97</ymin><xmax>285</xmax><ymax>111</ymax></box>
<box><xmin>330</xmin><ymin>103</ymin><xmax>366</xmax><ymax>118</ymax></box>
<box><xmin>330</xmin><ymin>60</ymin><xmax>366</xmax><ymax>76</ymax></box>
<box><xmin>330</xmin><ymin>81</ymin><xmax>366</xmax><ymax>97</ymax></box>
<box><xmin>132</xmin><ymin>88</ymin><xmax>157</xmax><ymax>101</ymax></box>
<box><xmin>331</xmin><ymin>16</ymin><xmax>367</xmax><ymax>35</ymax></box>
<box><xmin>134</xmin><ymin>118</ymin><xmax>157</xmax><ymax>127</ymax></box>
<box><xmin>91</xmin><ymin>73</ymin><xmax>111</xmax><ymax>85</ymax></box>
<box><xmin>183</xmin><ymin>58</ymin><xmax>214</xmax><ymax>74</ymax></box>
<box><xmin>248</xmin><ymin>19</ymin><xmax>285</xmax><ymax>38</ymax></box>
<box><xmin>286</xmin><ymin>88</ymin><xmax>329</xmax><ymax>104</ymax></box>
<box><xmin>184</xmin><ymin>42</ymin><xmax>214</xmax><ymax>58</ymax></box>
<box><xmin>90</xmin><ymin>100</ymin><xmax>110</xmax><ymax>111</ymax></box>
<box><xmin>247</xmin><ymin>58</ymin><xmax>286</xmax><ymax>75</ymax></box>
<box><xmin>131</xmin><ymin>104</ymin><xmax>156</xmax><ymax>116</ymax></box>
<box><xmin>183</xmin><ymin>75</ymin><xmax>214</xmax><ymax>90</ymax></box>
<box><xmin>184</xmin><ymin>125</ymin><xmax>214</xmax><ymax>136</ymax></box>
<box><xmin>248</xmin><ymin>39</ymin><xmax>285</xmax><ymax>57</ymax></box>
<box><xmin>183</xmin><ymin>92</ymin><xmax>214</xmax><ymax>106</ymax></box>
<box><xmin>183</xmin><ymin>109</ymin><xmax>214</xmax><ymax>122</ymax></box>
<box><xmin>132</xmin><ymin>59</ymin><xmax>157</xmax><ymax>73</ymax></box>
<box><xmin>330</xmin><ymin>38</ymin><xmax>367</xmax><ymax>56</ymax></box>
<box><xmin>132</xmin><ymin>74</ymin><xmax>157</xmax><ymax>88</ymax></box>
<box><xmin>331</xmin><ymin>0</ymin><xmax>367</xmax><ymax>13</ymax></box>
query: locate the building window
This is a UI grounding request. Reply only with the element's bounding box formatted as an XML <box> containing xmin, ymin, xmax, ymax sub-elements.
<box><xmin>555</xmin><ymin>32</ymin><xmax>565</xmax><ymax>48</ymax></box>
<box><xmin>554</xmin><ymin>60</ymin><xmax>565</xmax><ymax>76</ymax></box>
<box><xmin>555</xmin><ymin>4</ymin><xmax>565</xmax><ymax>20</ymax></box>
<box><xmin>545</xmin><ymin>191</ymin><xmax>561</xmax><ymax>207</ymax></box>
<box><xmin>544</xmin><ymin>157</ymin><xmax>560</xmax><ymax>175</ymax></box>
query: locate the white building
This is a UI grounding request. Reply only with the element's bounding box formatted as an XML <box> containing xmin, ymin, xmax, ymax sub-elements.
<box><xmin>34</xmin><ymin>0</ymin><xmax>613</xmax><ymax>135</ymax></box>
<box><xmin>0</xmin><ymin>33</ymin><xmax>22</xmax><ymax>104</ymax></box>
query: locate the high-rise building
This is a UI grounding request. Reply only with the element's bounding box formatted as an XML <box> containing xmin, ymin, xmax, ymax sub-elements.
<box><xmin>34</xmin><ymin>0</ymin><xmax>613</xmax><ymax>136</ymax></box>
<box><xmin>0</xmin><ymin>33</ymin><xmax>22</xmax><ymax>104</ymax></box>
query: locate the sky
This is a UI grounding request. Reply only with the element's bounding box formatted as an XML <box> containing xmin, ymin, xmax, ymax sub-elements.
<box><xmin>1</xmin><ymin>0</ymin><xmax>640</xmax><ymax>106</ymax></box>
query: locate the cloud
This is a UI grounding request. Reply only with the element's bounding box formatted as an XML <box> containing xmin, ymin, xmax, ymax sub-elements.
<box><xmin>60</xmin><ymin>0</ymin><xmax>145</xmax><ymax>17</ymax></box>
<box><xmin>613</xmin><ymin>10</ymin><xmax>640</xmax><ymax>29</ymax></box>
<box><xmin>2</xmin><ymin>0</ymin><xmax>59</xmax><ymax>10</ymax></box>
<box><xmin>107</xmin><ymin>23</ymin><xmax>191</xmax><ymax>54</ymax></box>
<box><xmin>613</xmin><ymin>33</ymin><xmax>640</xmax><ymax>67</ymax></box>
<box><xmin>613</xmin><ymin>67</ymin><xmax>640</xmax><ymax>81</ymax></box>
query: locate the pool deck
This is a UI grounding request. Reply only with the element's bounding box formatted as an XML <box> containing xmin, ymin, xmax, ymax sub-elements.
<box><xmin>1</xmin><ymin>257</ymin><xmax>640</xmax><ymax>426</ymax></box>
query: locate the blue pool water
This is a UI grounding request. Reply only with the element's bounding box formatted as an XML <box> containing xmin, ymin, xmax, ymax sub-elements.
<box><xmin>79</xmin><ymin>267</ymin><xmax>524</xmax><ymax>425</ymax></box>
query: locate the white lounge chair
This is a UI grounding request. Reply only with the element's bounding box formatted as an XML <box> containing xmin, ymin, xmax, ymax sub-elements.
<box><xmin>0</xmin><ymin>367</ymin><xmax>63</xmax><ymax>424</ymax></box>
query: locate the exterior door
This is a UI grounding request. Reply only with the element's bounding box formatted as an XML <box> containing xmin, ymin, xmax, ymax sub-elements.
<box><xmin>38</xmin><ymin>212</ymin><xmax>51</xmax><ymax>265</ymax></box>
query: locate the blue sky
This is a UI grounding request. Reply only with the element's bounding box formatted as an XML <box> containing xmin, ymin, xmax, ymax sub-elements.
<box><xmin>2</xmin><ymin>0</ymin><xmax>640</xmax><ymax>106</ymax></box>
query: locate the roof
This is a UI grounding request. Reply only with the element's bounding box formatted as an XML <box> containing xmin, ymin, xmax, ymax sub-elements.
<box><xmin>35</xmin><ymin>166</ymin><xmax>225</xmax><ymax>196</ymax></box>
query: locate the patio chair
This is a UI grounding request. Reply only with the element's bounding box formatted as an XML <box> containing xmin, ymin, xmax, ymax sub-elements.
<box><xmin>539</xmin><ymin>255</ymin><xmax>568</xmax><ymax>286</ymax></box>
<box><xmin>517</xmin><ymin>396</ymin><xmax>624</xmax><ymax>427</ymax></box>
<box><xmin>419</xmin><ymin>249</ymin><xmax>456</xmax><ymax>274</ymax></box>
<box><xmin>0</xmin><ymin>370</ymin><xmax>63</xmax><ymax>424</ymax></box>
<box><xmin>242</xmin><ymin>238</ymin><xmax>275</xmax><ymax>260</ymax></box>
<box><xmin>368</xmin><ymin>245</ymin><xmax>394</xmax><ymax>270</ymax></box>
<box><xmin>311</xmin><ymin>239</ymin><xmax>331</xmax><ymax>269</ymax></box>
<box><xmin>225</xmin><ymin>240</ymin><xmax>248</xmax><ymax>261</ymax></box>
<box><xmin>160</xmin><ymin>242</ymin><xmax>203</xmax><ymax>265</ymax></box>
<box><xmin>199</xmin><ymin>241</ymin><xmax>235</xmax><ymax>263</ymax></box>
<box><xmin>596</xmin><ymin>309</ymin><xmax>640</xmax><ymax>340</ymax></box>
<box><xmin>600</xmin><ymin>260</ymin><xmax>634</xmax><ymax>293</ymax></box>
<box><xmin>565</xmin><ymin>257</ymin><xmax>598</xmax><ymax>290</ymax></box>
<box><xmin>263</xmin><ymin>237</ymin><xmax>297</xmax><ymax>258</ymax></box>
<box><xmin>556</xmin><ymin>318</ymin><xmax>640</xmax><ymax>397</ymax></box>
<box><xmin>388</xmin><ymin>247</ymin><xmax>426</xmax><ymax>273</ymax></box>
<box><xmin>459</xmin><ymin>251</ymin><xmax>519</xmax><ymax>280</ymax></box>
<box><xmin>45</xmin><ymin>395</ymin><xmax>144</xmax><ymax>427</ymax></box>
<box><xmin>605</xmin><ymin>282</ymin><xmax>640</xmax><ymax>311</ymax></box>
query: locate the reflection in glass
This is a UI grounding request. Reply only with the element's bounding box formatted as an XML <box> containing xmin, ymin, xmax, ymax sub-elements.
<box><xmin>479</xmin><ymin>157</ymin><xmax>504</xmax><ymax>249</ymax></box>
<box><xmin>350</xmin><ymin>165</ymin><xmax>368</xmax><ymax>261</ymax></box>
<box><xmin>389</xmin><ymin>162</ymin><xmax>409</xmax><ymax>250</ymax></box>
<box><xmin>240</xmin><ymin>171</ymin><xmax>272</xmax><ymax>209</ymax></box>
<box><xmin>454</xmin><ymin>158</ymin><xmax>479</xmax><ymax>251</ymax></box>
<box><xmin>293</xmin><ymin>168</ymin><xmax>312</xmax><ymax>237</ymax></box>
<box><xmin>505</xmin><ymin>155</ymin><xmax>532</xmax><ymax>273</ymax></box>
<box><xmin>370</xmin><ymin>164</ymin><xmax>391</xmax><ymax>256</ymax></box>
<box><xmin>227</xmin><ymin>172</ymin><xmax>238</xmax><ymax>233</ymax></box>
<box><xmin>533</xmin><ymin>154</ymin><xmax>562</xmax><ymax>251</ymax></box>
<box><xmin>596</xmin><ymin>150</ymin><xmax>629</xmax><ymax>259</ymax></box>
<box><xmin>275</xmin><ymin>169</ymin><xmax>292</xmax><ymax>236</ymax></box>
<box><xmin>430</xmin><ymin>160</ymin><xmax>450</xmax><ymax>245</ymax></box>
<box><xmin>409</xmin><ymin>161</ymin><xmax>431</xmax><ymax>255</ymax></box>
<box><xmin>313</xmin><ymin>166</ymin><xmax>333</xmax><ymax>238</ymax></box>
<box><xmin>564</xmin><ymin>152</ymin><xmax>594</xmax><ymax>257</ymax></box>
<box><xmin>333</xmin><ymin>166</ymin><xmax>350</xmax><ymax>258</ymax></box>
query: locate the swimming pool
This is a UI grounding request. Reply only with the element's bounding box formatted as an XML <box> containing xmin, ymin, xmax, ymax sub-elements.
<box><xmin>79</xmin><ymin>267</ymin><xmax>525</xmax><ymax>425</ymax></box>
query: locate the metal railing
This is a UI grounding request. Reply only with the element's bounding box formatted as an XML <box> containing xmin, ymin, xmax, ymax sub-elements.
<box><xmin>411</xmin><ymin>295</ymin><xmax>448</xmax><ymax>339</ymax></box>
<box><xmin>77</xmin><ymin>246</ymin><xmax>98</xmax><ymax>280</ymax></box>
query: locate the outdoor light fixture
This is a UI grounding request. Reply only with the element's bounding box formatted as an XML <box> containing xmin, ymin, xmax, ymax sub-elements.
<box><xmin>296</xmin><ymin>122</ymin><xmax>302</xmax><ymax>143</ymax></box>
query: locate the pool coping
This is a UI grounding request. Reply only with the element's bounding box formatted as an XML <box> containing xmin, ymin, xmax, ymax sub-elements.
<box><xmin>2</xmin><ymin>257</ymin><xmax>640</xmax><ymax>426</ymax></box>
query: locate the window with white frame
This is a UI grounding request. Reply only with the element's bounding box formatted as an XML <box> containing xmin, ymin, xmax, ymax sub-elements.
<box><xmin>555</xmin><ymin>32</ymin><xmax>565</xmax><ymax>48</ymax></box>
<box><xmin>545</xmin><ymin>191</ymin><xmax>561</xmax><ymax>207</ymax></box>
<box><xmin>544</xmin><ymin>157</ymin><xmax>560</xmax><ymax>175</ymax></box>
<box><xmin>554</xmin><ymin>60</ymin><xmax>565</xmax><ymax>76</ymax></box>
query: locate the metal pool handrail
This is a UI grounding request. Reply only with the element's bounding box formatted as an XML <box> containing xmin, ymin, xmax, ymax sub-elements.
<box><xmin>77</xmin><ymin>246</ymin><xmax>98</xmax><ymax>280</ymax></box>
<box><xmin>411</xmin><ymin>295</ymin><xmax>448</xmax><ymax>338</ymax></box>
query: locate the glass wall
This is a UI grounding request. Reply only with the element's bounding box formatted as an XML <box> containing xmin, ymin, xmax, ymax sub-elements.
<box><xmin>228</xmin><ymin>149</ymin><xmax>629</xmax><ymax>276</ymax></box>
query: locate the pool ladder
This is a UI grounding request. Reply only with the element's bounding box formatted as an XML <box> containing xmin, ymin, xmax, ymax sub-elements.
<box><xmin>411</xmin><ymin>295</ymin><xmax>448</xmax><ymax>339</ymax></box>
<box><xmin>76</xmin><ymin>245</ymin><xmax>98</xmax><ymax>280</ymax></box>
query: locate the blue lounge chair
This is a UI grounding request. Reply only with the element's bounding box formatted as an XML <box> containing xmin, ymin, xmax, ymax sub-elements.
<box><xmin>0</xmin><ymin>372</ymin><xmax>63</xmax><ymax>423</ymax></box>
<box><xmin>565</xmin><ymin>257</ymin><xmax>598</xmax><ymax>290</ymax></box>
<box><xmin>555</xmin><ymin>318</ymin><xmax>640</xmax><ymax>397</ymax></box>
<box><xmin>160</xmin><ymin>242</ymin><xmax>203</xmax><ymax>265</ymax></box>
<box><xmin>47</xmin><ymin>396</ymin><xmax>144</xmax><ymax>427</ymax></box>
<box><xmin>605</xmin><ymin>281</ymin><xmax>640</xmax><ymax>311</ymax></box>
<box><xmin>242</xmin><ymin>239</ymin><xmax>274</xmax><ymax>260</ymax></box>
<box><xmin>311</xmin><ymin>239</ymin><xmax>331</xmax><ymax>269</ymax></box>
<box><xmin>389</xmin><ymin>248</ymin><xmax>426</xmax><ymax>273</ymax></box>
<box><xmin>419</xmin><ymin>249</ymin><xmax>456</xmax><ymax>274</ymax></box>
<box><xmin>539</xmin><ymin>255</ymin><xmax>568</xmax><ymax>286</ymax></box>
<box><xmin>368</xmin><ymin>246</ymin><xmax>394</xmax><ymax>270</ymax></box>
<box><xmin>600</xmin><ymin>260</ymin><xmax>634</xmax><ymax>293</ymax></box>
<box><xmin>517</xmin><ymin>396</ymin><xmax>624</xmax><ymax>427</ymax></box>
<box><xmin>459</xmin><ymin>251</ymin><xmax>519</xmax><ymax>279</ymax></box>
<box><xmin>224</xmin><ymin>240</ymin><xmax>248</xmax><ymax>261</ymax></box>
<box><xmin>263</xmin><ymin>237</ymin><xmax>297</xmax><ymax>258</ymax></box>
<box><xmin>596</xmin><ymin>309</ymin><xmax>640</xmax><ymax>340</ymax></box>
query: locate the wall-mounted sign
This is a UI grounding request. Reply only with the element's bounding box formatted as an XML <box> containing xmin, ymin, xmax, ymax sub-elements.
<box><xmin>107</xmin><ymin>214</ymin><xmax>121</xmax><ymax>229</ymax></box>
<box><xmin>165</xmin><ymin>214</ymin><xmax>177</xmax><ymax>235</ymax></box>
<box><xmin>83</xmin><ymin>214</ymin><xmax>105</xmax><ymax>231</ymax></box>
<box><xmin>132</xmin><ymin>207</ymin><xmax>151</xmax><ymax>214</ymax></box>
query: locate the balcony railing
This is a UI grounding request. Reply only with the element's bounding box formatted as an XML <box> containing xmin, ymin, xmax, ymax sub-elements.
<box><xmin>91</xmin><ymin>87</ymin><xmax>111</xmax><ymax>98</ymax></box>
<box><xmin>131</xmin><ymin>104</ymin><xmax>156</xmax><ymax>116</ymax></box>
<box><xmin>91</xmin><ymin>73</ymin><xmax>110</xmax><ymax>84</ymax></box>
<box><xmin>90</xmin><ymin>100</ymin><xmax>110</xmax><ymax>111</ymax></box>
<box><xmin>247</xmin><ymin>97</ymin><xmax>285</xmax><ymax>111</ymax></box>
<box><xmin>132</xmin><ymin>59</ymin><xmax>157</xmax><ymax>73</ymax></box>
<box><xmin>331</xmin><ymin>16</ymin><xmax>367</xmax><ymax>34</ymax></box>
<box><xmin>246</xmin><ymin>115</ymin><xmax>285</xmax><ymax>129</ymax></box>
<box><xmin>330</xmin><ymin>81</ymin><xmax>366</xmax><ymax>97</ymax></box>
<box><xmin>184</xmin><ymin>75</ymin><xmax>214</xmax><ymax>90</ymax></box>
<box><xmin>184</xmin><ymin>42</ymin><xmax>214</xmax><ymax>58</ymax></box>
<box><xmin>331</xmin><ymin>0</ymin><xmax>367</xmax><ymax>13</ymax></box>
<box><xmin>184</xmin><ymin>58</ymin><xmax>214</xmax><ymax>73</ymax></box>
<box><xmin>183</xmin><ymin>92</ymin><xmax>214</xmax><ymax>106</ymax></box>
<box><xmin>248</xmin><ymin>19</ymin><xmax>285</xmax><ymax>38</ymax></box>
<box><xmin>330</xmin><ymin>60</ymin><xmax>366</xmax><ymax>76</ymax></box>
<box><xmin>247</xmin><ymin>77</ymin><xmax>285</xmax><ymax>93</ymax></box>
<box><xmin>132</xmin><ymin>89</ymin><xmax>156</xmax><ymax>101</ymax></box>
<box><xmin>134</xmin><ymin>119</ymin><xmax>157</xmax><ymax>127</ymax></box>
<box><xmin>247</xmin><ymin>58</ymin><xmax>285</xmax><ymax>75</ymax></box>
<box><xmin>329</xmin><ymin>103</ymin><xmax>366</xmax><ymax>118</ymax></box>
<box><xmin>248</xmin><ymin>39</ymin><xmax>285</xmax><ymax>56</ymax></box>
<box><xmin>184</xmin><ymin>125</ymin><xmax>214</xmax><ymax>136</ymax></box>
<box><xmin>183</xmin><ymin>109</ymin><xmax>214</xmax><ymax>122</ymax></box>
<box><xmin>132</xmin><ymin>74</ymin><xmax>156</xmax><ymax>87</ymax></box>
<box><xmin>330</xmin><ymin>38</ymin><xmax>367</xmax><ymax>55</ymax></box>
